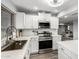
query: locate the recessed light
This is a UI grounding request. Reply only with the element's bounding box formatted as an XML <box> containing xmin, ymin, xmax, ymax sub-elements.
<box><xmin>33</xmin><ymin>6</ymin><xmax>38</xmax><ymax>10</ymax></box>
<box><xmin>64</xmin><ymin>16</ymin><xmax>68</xmax><ymax>18</ymax></box>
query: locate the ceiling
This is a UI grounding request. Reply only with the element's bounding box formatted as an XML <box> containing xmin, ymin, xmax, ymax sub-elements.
<box><xmin>59</xmin><ymin>13</ymin><xmax>78</xmax><ymax>23</ymax></box>
<box><xmin>11</xmin><ymin>0</ymin><xmax>78</xmax><ymax>23</ymax></box>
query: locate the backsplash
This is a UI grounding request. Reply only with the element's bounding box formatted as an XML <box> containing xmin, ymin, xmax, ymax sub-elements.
<box><xmin>21</xmin><ymin>29</ymin><xmax>35</xmax><ymax>36</ymax></box>
<box><xmin>20</xmin><ymin>29</ymin><xmax>58</xmax><ymax>36</ymax></box>
<box><xmin>37</xmin><ymin>29</ymin><xmax>58</xmax><ymax>35</ymax></box>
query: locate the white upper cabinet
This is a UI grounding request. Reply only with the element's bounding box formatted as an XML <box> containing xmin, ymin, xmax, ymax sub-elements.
<box><xmin>15</xmin><ymin>12</ymin><xmax>59</xmax><ymax>29</ymax></box>
<box><xmin>38</xmin><ymin>13</ymin><xmax>59</xmax><ymax>29</ymax></box>
<box><xmin>15</xmin><ymin>12</ymin><xmax>25</xmax><ymax>29</ymax></box>
<box><xmin>50</xmin><ymin>16</ymin><xmax>59</xmax><ymax>29</ymax></box>
<box><xmin>24</xmin><ymin>15</ymin><xmax>38</xmax><ymax>29</ymax></box>
<box><xmin>38</xmin><ymin>13</ymin><xmax>44</xmax><ymax>21</ymax></box>
<box><xmin>24</xmin><ymin>15</ymin><xmax>33</xmax><ymax>29</ymax></box>
<box><xmin>32</xmin><ymin>16</ymin><xmax>38</xmax><ymax>29</ymax></box>
<box><xmin>38</xmin><ymin>13</ymin><xmax>50</xmax><ymax>22</ymax></box>
<box><xmin>15</xmin><ymin>12</ymin><xmax>38</xmax><ymax>29</ymax></box>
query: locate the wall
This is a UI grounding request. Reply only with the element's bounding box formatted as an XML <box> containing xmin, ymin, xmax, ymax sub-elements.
<box><xmin>21</xmin><ymin>29</ymin><xmax>58</xmax><ymax>37</ymax></box>
<box><xmin>73</xmin><ymin>19</ymin><xmax>78</xmax><ymax>40</ymax></box>
<box><xmin>22</xmin><ymin>29</ymin><xmax>34</xmax><ymax>36</ymax></box>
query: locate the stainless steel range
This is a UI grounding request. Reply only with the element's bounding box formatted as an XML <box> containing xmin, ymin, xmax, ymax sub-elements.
<box><xmin>38</xmin><ymin>31</ymin><xmax>52</xmax><ymax>41</ymax></box>
<box><xmin>38</xmin><ymin>31</ymin><xmax>52</xmax><ymax>49</ymax></box>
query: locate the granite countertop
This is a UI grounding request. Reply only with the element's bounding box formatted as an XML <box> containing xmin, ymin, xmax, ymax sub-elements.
<box><xmin>1</xmin><ymin>37</ymin><xmax>31</xmax><ymax>59</ymax></box>
<box><xmin>2</xmin><ymin>50</ymin><xmax>24</xmax><ymax>59</ymax></box>
<box><xmin>58</xmin><ymin>40</ymin><xmax>78</xmax><ymax>55</ymax></box>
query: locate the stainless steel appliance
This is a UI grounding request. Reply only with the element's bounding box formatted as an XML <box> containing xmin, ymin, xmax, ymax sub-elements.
<box><xmin>38</xmin><ymin>31</ymin><xmax>52</xmax><ymax>49</ymax></box>
<box><xmin>39</xmin><ymin>22</ymin><xmax>50</xmax><ymax>29</ymax></box>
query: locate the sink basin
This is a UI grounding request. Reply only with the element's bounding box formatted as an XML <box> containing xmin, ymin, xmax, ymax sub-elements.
<box><xmin>2</xmin><ymin>40</ymin><xmax>27</xmax><ymax>51</ymax></box>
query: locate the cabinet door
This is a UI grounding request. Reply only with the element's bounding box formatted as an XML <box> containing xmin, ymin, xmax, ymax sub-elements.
<box><xmin>53</xmin><ymin>35</ymin><xmax>61</xmax><ymax>50</ymax></box>
<box><xmin>30</xmin><ymin>39</ymin><xmax>33</xmax><ymax>53</ymax></box>
<box><xmin>24</xmin><ymin>15</ymin><xmax>33</xmax><ymax>29</ymax></box>
<box><xmin>15</xmin><ymin>12</ymin><xmax>25</xmax><ymax>29</ymax></box>
<box><xmin>38</xmin><ymin>13</ymin><xmax>50</xmax><ymax>22</ymax></box>
<box><xmin>50</xmin><ymin>17</ymin><xmax>59</xmax><ymax>29</ymax></box>
<box><xmin>58</xmin><ymin>48</ymin><xmax>72</xmax><ymax>59</ymax></box>
<box><xmin>43</xmin><ymin>14</ymin><xmax>51</xmax><ymax>20</ymax></box>
<box><xmin>25</xmin><ymin>49</ymin><xmax>30</xmax><ymax>59</ymax></box>
<box><xmin>30</xmin><ymin>37</ymin><xmax>38</xmax><ymax>53</ymax></box>
<box><xmin>32</xmin><ymin>16</ymin><xmax>38</xmax><ymax>29</ymax></box>
<box><xmin>34</xmin><ymin>38</ymin><xmax>38</xmax><ymax>52</ymax></box>
<box><xmin>25</xmin><ymin>43</ymin><xmax>30</xmax><ymax>59</ymax></box>
<box><xmin>38</xmin><ymin>13</ymin><xmax>45</xmax><ymax>21</ymax></box>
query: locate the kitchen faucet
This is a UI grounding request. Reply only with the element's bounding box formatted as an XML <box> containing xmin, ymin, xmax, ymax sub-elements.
<box><xmin>6</xmin><ymin>26</ymin><xmax>17</xmax><ymax>44</ymax></box>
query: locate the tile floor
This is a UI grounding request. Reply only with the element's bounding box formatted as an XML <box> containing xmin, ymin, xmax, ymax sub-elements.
<box><xmin>30</xmin><ymin>50</ymin><xmax>58</xmax><ymax>59</ymax></box>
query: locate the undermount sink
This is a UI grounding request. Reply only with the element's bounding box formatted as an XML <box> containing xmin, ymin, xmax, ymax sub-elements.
<box><xmin>2</xmin><ymin>40</ymin><xmax>27</xmax><ymax>51</ymax></box>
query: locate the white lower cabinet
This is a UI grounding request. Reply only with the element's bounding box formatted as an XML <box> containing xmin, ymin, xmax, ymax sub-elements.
<box><xmin>25</xmin><ymin>44</ymin><xmax>30</xmax><ymax>59</ymax></box>
<box><xmin>52</xmin><ymin>35</ymin><xmax>61</xmax><ymax>50</ymax></box>
<box><xmin>30</xmin><ymin>36</ymin><xmax>38</xmax><ymax>54</ymax></box>
<box><xmin>24</xmin><ymin>36</ymin><xmax>38</xmax><ymax>59</ymax></box>
<box><xmin>25</xmin><ymin>49</ymin><xmax>30</xmax><ymax>59</ymax></box>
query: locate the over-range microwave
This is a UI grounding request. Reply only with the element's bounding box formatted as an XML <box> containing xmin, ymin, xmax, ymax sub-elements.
<box><xmin>38</xmin><ymin>22</ymin><xmax>50</xmax><ymax>29</ymax></box>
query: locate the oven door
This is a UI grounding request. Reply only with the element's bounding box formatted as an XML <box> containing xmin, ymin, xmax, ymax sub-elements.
<box><xmin>39</xmin><ymin>40</ymin><xmax>52</xmax><ymax>49</ymax></box>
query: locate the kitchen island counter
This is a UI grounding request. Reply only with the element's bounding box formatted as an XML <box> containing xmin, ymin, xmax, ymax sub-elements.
<box><xmin>58</xmin><ymin>40</ymin><xmax>78</xmax><ymax>59</ymax></box>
